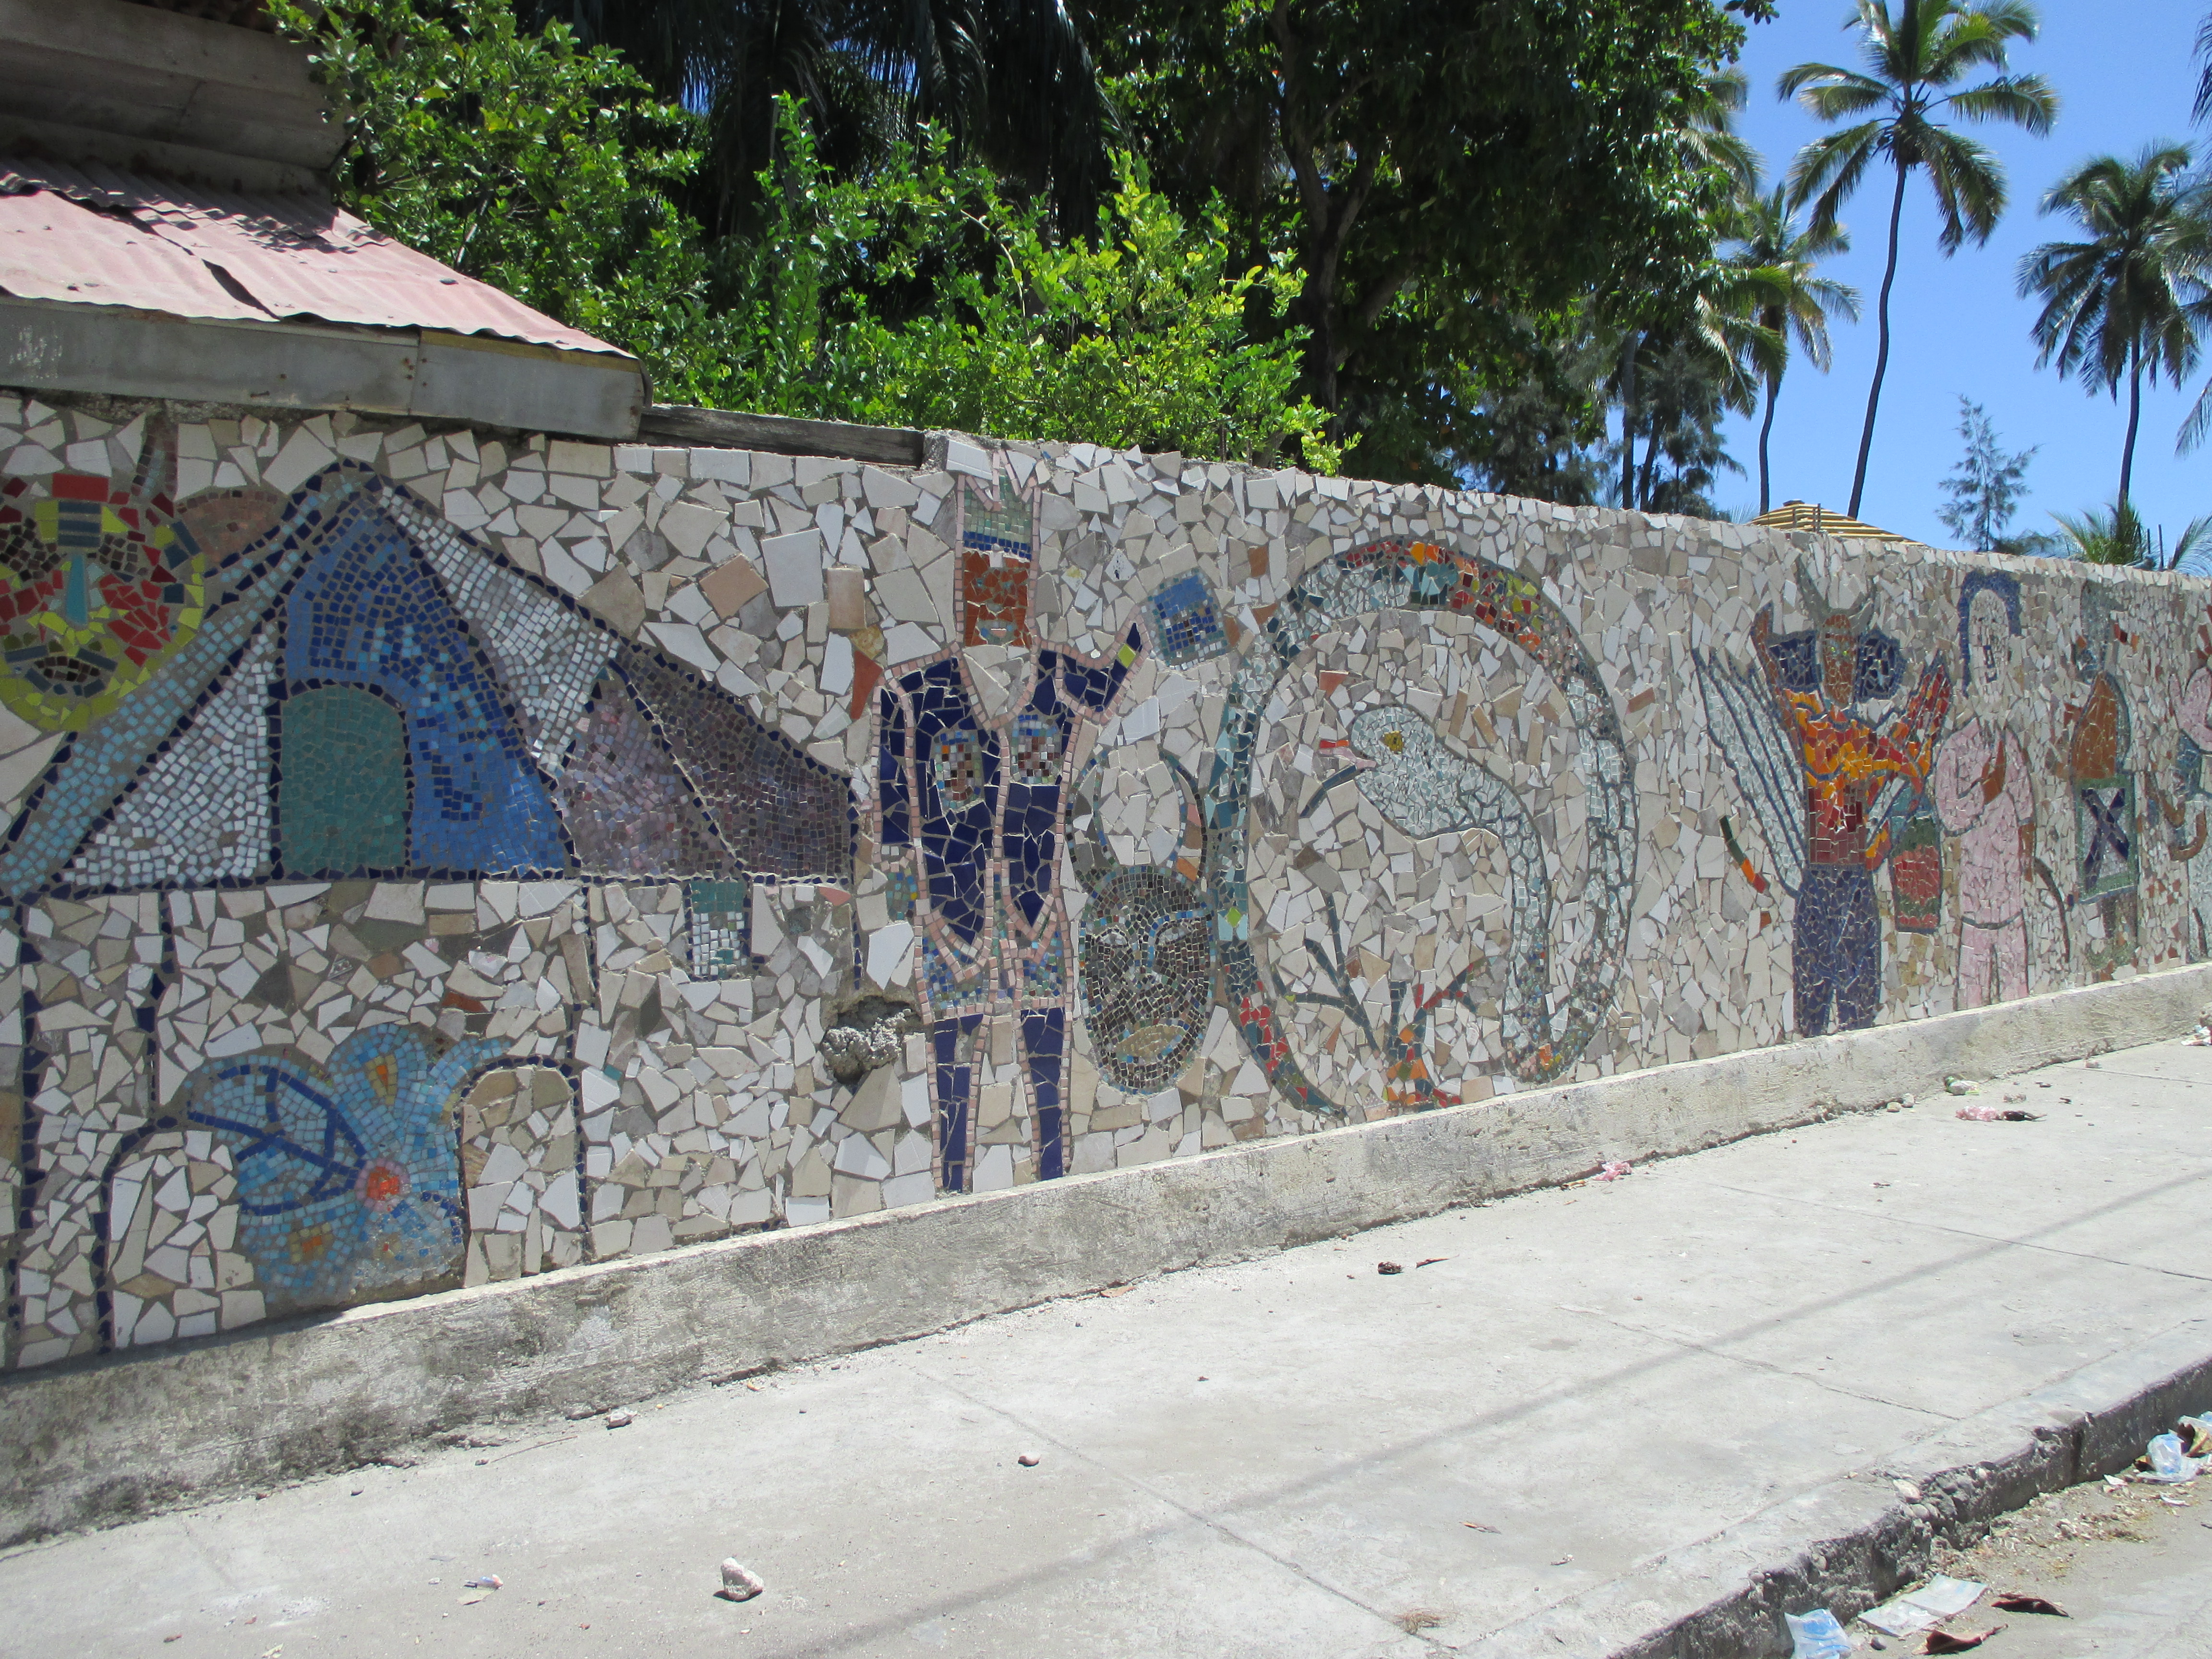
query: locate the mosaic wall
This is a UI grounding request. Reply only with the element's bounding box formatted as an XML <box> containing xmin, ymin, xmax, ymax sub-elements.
<box><xmin>2</xmin><ymin>387</ymin><xmax>2207</xmax><ymax>1370</ymax></box>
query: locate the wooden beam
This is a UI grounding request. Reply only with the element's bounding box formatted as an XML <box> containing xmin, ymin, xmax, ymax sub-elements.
<box><xmin>640</xmin><ymin>405</ymin><xmax>926</xmax><ymax>467</ymax></box>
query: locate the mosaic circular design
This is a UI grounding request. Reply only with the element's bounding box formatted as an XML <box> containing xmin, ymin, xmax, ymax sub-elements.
<box><xmin>0</xmin><ymin>472</ymin><xmax>205</xmax><ymax>730</ymax></box>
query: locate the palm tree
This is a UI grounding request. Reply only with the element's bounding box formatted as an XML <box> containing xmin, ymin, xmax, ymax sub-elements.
<box><xmin>1726</xmin><ymin>184</ymin><xmax>1861</xmax><ymax>514</ymax></box>
<box><xmin>2050</xmin><ymin>500</ymin><xmax>2148</xmax><ymax>566</ymax></box>
<box><xmin>1779</xmin><ymin>0</ymin><xmax>2058</xmax><ymax>519</ymax></box>
<box><xmin>2018</xmin><ymin>144</ymin><xmax>2204</xmax><ymax>517</ymax></box>
<box><xmin>2048</xmin><ymin>501</ymin><xmax>2212</xmax><ymax>571</ymax></box>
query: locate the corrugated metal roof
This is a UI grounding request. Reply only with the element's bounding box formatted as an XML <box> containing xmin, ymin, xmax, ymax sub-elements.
<box><xmin>0</xmin><ymin>156</ymin><xmax>628</xmax><ymax>360</ymax></box>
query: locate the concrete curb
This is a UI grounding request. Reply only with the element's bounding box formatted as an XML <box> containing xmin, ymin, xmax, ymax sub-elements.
<box><xmin>1460</xmin><ymin>1316</ymin><xmax>2212</xmax><ymax>1658</ymax></box>
<box><xmin>5</xmin><ymin>963</ymin><xmax>2209</xmax><ymax>1548</ymax></box>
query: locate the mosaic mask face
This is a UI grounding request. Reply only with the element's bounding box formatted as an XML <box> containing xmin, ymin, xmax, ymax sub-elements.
<box><xmin>1080</xmin><ymin>866</ymin><xmax>1214</xmax><ymax>1091</ymax></box>
<box><xmin>1011</xmin><ymin>710</ymin><xmax>1060</xmax><ymax>784</ymax></box>
<box><xmin>931</xmin><ymin>729</ymin><xmax>986</xmax><ymax>810</ymax></box>
<box><xmin>0</xmin><ymin>472</ymin><xmax>206</xmax><ymax>729</ymax></box>
<box><xmin>1818</xmin><ymin>615</ymin><xmax>1858</xmax><ymax>705</ymax></box>
<box><xmin>961</xmin><ymin>549</ymin><xmax>1033</xmax><ymax>647</ymax></box>
<box><xmin>1966</xmin><ymin>588</ymin><xmax>2018</xmax><ymax>710</ymax></box>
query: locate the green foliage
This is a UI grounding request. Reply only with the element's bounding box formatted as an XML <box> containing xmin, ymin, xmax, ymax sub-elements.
<box><xmin>2050</xmin><ymin>501</ymin><xmax>2212</xmax><ymax>570</ymax></box>
<box><xmin>1093</xmin><ymin>0</ymin><xmax>1758</xmax><ymax>478</ymax></box>
<box><xmin>269</xmin><ymin>0</ymin><xmax>744</xmax><ymax>407</ymax></box>
<box><xmin>274</xmin><ymin>4</ymin><xmax>1337</xmax><ymax>466</ymax></box>
<box><xmin>1725</xmin><ymin>181</ymin><xmax>1859</xmax><ymax>513</ymax></box>
<box><xmin>715</xmin><ymin>101</ymin><xmax>1347</xmax><ymax>468</ymax></box>
<box><xmin>2051</xmin><ymin>500</ymin><xmax>2150</xmax><ymax>565</ymax></box>
<box><xmin>1456</xmin><ymin>317</ymin><xmax>1615</xmax><ymax>506</ymax></box>
<box><xmin>1936</xmin><ymin>396</ymin><xmax>2037</xmax><ymax>550</ymax></box>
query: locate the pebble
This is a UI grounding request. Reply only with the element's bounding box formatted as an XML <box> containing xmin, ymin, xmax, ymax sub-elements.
<box><xmin>1018</xmin><ymin>1454</ymin><xmax>1041</xmax><ymax>1467</ymax></box>
<box><xmin>719</xmin><ymin>1559</ymin><xmax>766</xmax><ymax>1601</ymax></box>
<box><xmin>604</xmin><ymin>1410</ymin><xmax>635</xmax><ymax>1429</ymax></box>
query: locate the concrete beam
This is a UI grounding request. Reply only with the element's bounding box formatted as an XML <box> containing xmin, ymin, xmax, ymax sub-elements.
<box><xmin>2</xmin><ymin>962</ymin><xmax>2206</xmax><ymax>1548</ymax></box>
<box><xmin>0</xmin><ymin>299</ymin><xmax>646</xmax><ymax>440</ymax></box>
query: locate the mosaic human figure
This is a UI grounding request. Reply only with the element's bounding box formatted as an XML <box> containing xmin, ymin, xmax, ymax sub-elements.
<box><xmin>2166</xmin><ymin>612</ymin><xmax>2212</xmax><ymax>961</ymax></box>
<box><xmin>1934</xmin><ymin>572</ymin><xmax>2036</xmax><ymax>1008</ymax></box>
<box><xmin>876</xmin><ymin>471</ymin><xmax>1142</xmax><ymax>1190</ymax></box>
<box><xmin>2063</xmin><ymin>587</ymin><xmax>2138</xmax><ymax>978</ymax></box>
<box><xmin>1751</xmin><ymin>576</ymin><xmax>1951</xmax><ymax>1036</ymax></box>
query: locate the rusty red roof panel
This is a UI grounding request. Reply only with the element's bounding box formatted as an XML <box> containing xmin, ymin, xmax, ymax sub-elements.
<box><xmin>0</xmin><ymin>156</ymin><xmax>628</xmax><ymax>359</ymax></box>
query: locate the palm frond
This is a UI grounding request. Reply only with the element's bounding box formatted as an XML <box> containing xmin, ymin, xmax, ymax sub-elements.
<box><xmin>1942</xmin><ymin>74</ymin><xmax>2059</xmax><ymax>135</ymax></box>
<box><xmin>1786</xmin><ymin>121</ymin><xmax>1882</xmax><ymax>230</ymax></box>
<box><xmin>1919</xmin><ymin>125</ymin><xmax>2006</xmax><ymax>250</ymax></box>
<box><xmin>2180</xmin><ymin>374</ymin><xmax>2212</xmax><ymax>453</ymax></box>
<box><xmin>2162</xmin><ymin>514</ymin><xmax>2212</xmax><ymax>572</ymax></box>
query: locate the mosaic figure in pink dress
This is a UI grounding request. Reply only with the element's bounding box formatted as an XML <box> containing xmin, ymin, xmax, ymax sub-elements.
<box><xmin>1933</xmin><ymin>572</ymin><xmax>2035</xmax><ymax>1008</ymax></box>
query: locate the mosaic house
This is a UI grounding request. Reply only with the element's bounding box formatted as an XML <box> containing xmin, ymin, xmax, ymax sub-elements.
<box><xmin>2</xmin><ymin>389</ymin><xmax>2207</xmax><ymax>1370</ymax></box>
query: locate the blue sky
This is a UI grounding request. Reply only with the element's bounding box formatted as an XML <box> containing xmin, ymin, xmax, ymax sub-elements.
<box><xmin>1715</xmin><ymin>0</ymin><xmax>2209</xmax><ymax>551</ymax></box>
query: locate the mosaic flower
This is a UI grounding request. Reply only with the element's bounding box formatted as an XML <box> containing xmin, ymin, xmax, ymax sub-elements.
<box><xmin>179</xmin><ymin>1026</ymin><xmax>505</xmax><ymax>1316</ymax></box>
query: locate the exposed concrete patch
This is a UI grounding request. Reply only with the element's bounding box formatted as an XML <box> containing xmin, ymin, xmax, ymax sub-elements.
<box><xmin>4</xmin><ymin>962</ymin><xmax>2208</xmax><ymax>1549</ymax></box>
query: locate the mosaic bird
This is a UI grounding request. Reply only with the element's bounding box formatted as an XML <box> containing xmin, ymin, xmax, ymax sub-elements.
<box><xmin>1341</xmin><ymin>703</ymin><xmax>1558</xmax><ymax>1060</ymax></box>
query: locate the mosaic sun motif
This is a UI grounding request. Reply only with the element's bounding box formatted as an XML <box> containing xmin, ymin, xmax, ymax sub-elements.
<box><xmin>0</xmin><ymin>472</ymin><xmax>205</xmax><ymax>730</ymax></box>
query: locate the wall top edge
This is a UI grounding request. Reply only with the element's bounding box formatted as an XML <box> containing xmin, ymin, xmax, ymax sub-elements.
<box><xmin>7</xmin><ymin>382</ymin><xmax>2204</xmax><ymax>593</ymax></box>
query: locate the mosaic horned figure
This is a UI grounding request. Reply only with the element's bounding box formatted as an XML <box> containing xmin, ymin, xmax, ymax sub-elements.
<box><xmin>1070</xmin><ymin>753</ymin><xmax>1213</xmax><ymax>1094</ymax></box>
<box><xmin>1702</xmin><ymin>563</ymin><xmax>1950</xmax><ymax>1037</ymax></box>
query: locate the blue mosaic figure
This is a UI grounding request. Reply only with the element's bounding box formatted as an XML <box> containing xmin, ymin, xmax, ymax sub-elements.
<box><xmin>179</xmin><ymin>1026</ymin><xmax>504</xmax><ymax>1315</ymax></box>
<box><xmin>877</xmin><ymin>472</ymin><xmax>1140</xmax><ymax>1191</ymax></box>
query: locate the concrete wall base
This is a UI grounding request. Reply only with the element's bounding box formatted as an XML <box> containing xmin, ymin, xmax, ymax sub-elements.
<box><xmin>6</xmin><ymin>964</ymin><xmax>2207</xmax><ymax>1548</ymax></box>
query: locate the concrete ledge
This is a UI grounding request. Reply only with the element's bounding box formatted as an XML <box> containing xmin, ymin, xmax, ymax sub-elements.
<box><xmin>5</xmin><ymin>964</ymin><xmax>2208</xmax><ymax>1548</ymax></box>
<box><xmin>1473</xmin><ymin>1317</ymin><xmax>2212</xmax><ymax>1657</ymax></box>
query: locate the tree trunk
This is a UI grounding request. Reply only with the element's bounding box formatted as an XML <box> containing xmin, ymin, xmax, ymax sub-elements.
<box><xmin>1758</xmin><ymin>372</ymin><xmax>1780</xmax><ymax>515</ymax></box>
<box><xmin>1848</xmin><ymin>158</ymin><xmax>1910</xmax><ymax>520</ymax></box>
<box><xmin>1638</xmin><ymin>421</ymin><xmax>1662</xmax><ymax>510</ymax></box>
<box><xmin>1617</xmin><ymin>331</ymin><xmax>1641</xmax><ymax>508</ymax></box>
<box><xmin>2119</xmin><ymin>346</ymin><xmax>2143</xmax><ymax>518</ymax></box>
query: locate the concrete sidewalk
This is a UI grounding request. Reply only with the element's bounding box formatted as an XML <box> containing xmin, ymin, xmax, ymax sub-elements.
<box><xmin>6</xmin><ymin>1038</ymin><xmax>2211</xmax><ymax>1658</ymax></box>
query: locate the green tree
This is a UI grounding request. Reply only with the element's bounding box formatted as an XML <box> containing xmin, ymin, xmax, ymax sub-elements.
<box><xmin>2051</xmin><ymin>500</ymin><xmax>2149</xmax><ymax>565</ymax></box>
<box><xmin>1614</xmin><ymin>331</ymin><xmax>1750</xmax><ymax>517</ymax></box>
<box><xmin>1935</xmin><ymin>395</ymin><xmax>2036</xmax><ymax>550</ymax></box>
<box><xmin>1457</xmin><ymin>314</ymin><xmax>1615</xmax><ymax>505</ymax></box>
<box><xmin>720</xmin><ymin>102</ymin><xmax>1346</xmax><ymax>466</ymax></box>
<box><xmin>523</xmin><ymin>0</ymin><xmax>1114</xmax><ymax>241</ymax></box>
<box><xmin>1780</xmin><ymin>0</ymin><xmax>2057</xmax><ymax>519</ymax></box>
<box><xmin>270</xmin><ymin>0</ymin><xmax>743</xmax><ymax>406</ymax></box>
<box><xmin>1610</xmin><ymin>65</ymin><xmax>1773</xmax><ymax>512</ymax></box>
<box><xmin>2018</xmin><ymin>144</ymin><xmax>2204</xmax><ymax>516</ymax></box>
<box><xmin>1726</xmin><ymin>183</ymin><xmax>1860</xmax><ymax>514</ymax></box>
<box><xmin>1093</xmin><ymin>0</ymin><xmax>1764</xmax><ymax>477</ymax></box>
